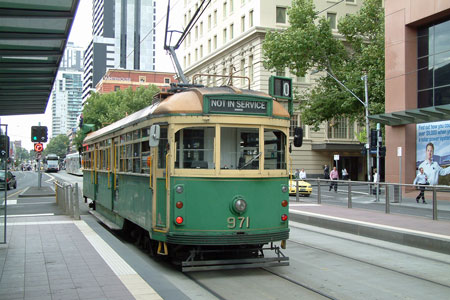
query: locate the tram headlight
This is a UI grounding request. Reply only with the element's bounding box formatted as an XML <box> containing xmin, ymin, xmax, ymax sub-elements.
<box><xmin>175</xmin><ymin>185</ymin><xmax>184</xmax><ymax>194</ymax></box>
<box><xmin>281</xmin><ymin>185</ymin><xmax>288</xmax><ymax>193</ymax></box>
<box><xmin>231</xmin><ymin>196</ymin><xmax>247</xmax><ymax>214</ymax></box>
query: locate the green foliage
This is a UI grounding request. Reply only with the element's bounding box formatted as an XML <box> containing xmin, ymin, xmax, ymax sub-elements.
<box><xmin>43</xmin><ymin>134</ymin><xmax>69</xmax><ymax>158</ymax></box>
<box><xmin>73</xmin><ymin>85</ymin><xmax>160</xmax><ymax>150</ymax></box>
<box><xmin>14</xmin><ymin>146</ymin><xmax>31</xmax><ymax>162</ymax></box>
<box><xmin>263</xmin><ymin>0</ymin><xmax>385</xmax><ymax>131</ymax></box>
<box><xmin>82</xmin><ymin>85</ymin><xmax>160</xmax><ymax>130</ymax></box>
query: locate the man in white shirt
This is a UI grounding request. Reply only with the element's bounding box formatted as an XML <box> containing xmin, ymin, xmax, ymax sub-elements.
<box><xmin>418</xmin><ymin>142</ymin><xmax>450</xmax><ymax>185</ymax></box>
<box><xmin>299</xmin><ymin>168</ymin><xmax>306</xmax><ymax>180</ymax></box>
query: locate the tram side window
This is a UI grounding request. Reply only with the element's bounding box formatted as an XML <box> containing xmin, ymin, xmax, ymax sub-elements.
<box><xmin>133</xmin><ymin>142</ymin><xmax>140</xmax><ymax>172</ymax></box>
<box><xmin>158</xmin><ymin>127</ymin><xmax>168</xmax><ymax>169</ymax></box>
<box><xmin>264</xmin><ymin>129</ymin><xmax>286</xmax><ymax>170</ymax></box>
<box><xmin>175</xmin><ymin>127</ymin><xmax>215</xmax><ymax>169</ymax></box>
<box><xmin>221</xmin><ymin>127</ymin><xmax>259</xmax><ymax>170</ymax></box>
<box><xmin>141</xmin><ymin>140</ymin><xmax>150</xmax><ymax>174</ymax></box>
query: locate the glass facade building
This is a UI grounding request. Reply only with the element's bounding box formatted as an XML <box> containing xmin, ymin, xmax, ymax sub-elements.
<box><xmin>417</xmin><ymin>19</ymin><xmax>450</xmax><ymax>108</ymax></box>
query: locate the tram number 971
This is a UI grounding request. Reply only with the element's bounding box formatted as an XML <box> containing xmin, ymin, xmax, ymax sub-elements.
<box><xmin>227</xmin><ymin>216</ymin><xmax>250</xmax><ymax>229</ymax></box>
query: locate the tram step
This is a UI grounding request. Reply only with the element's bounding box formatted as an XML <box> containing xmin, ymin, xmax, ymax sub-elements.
<box><xmin>89</xmin><ymin>210</ymin><xmax>121</xmax><ymax>230</ymax></box>
<box><xmin>182</xmin><ymin>256</ymin><xmax>289</xmax><ymax>272</ymax></box>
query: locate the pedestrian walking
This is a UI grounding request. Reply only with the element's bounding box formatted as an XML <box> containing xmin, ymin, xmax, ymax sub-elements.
<box><xmin>329</xmin><ymin>167</ymin><xmax>339</xmax><ymax>192</ymax></box>
<box><xmin>342</xmin><ymin>168</ymin><xmax>348</xmax><ymax>180</ymax></box>
<box><xmin>324</xmin><ymin>165</ymin><xmax>329</xmax><ymax>179</ymax></box>
<box><xmin>299</xmin><ymin>168</ymin><xmax>306</xmax><ymax>180</ymax></box>
<box><xmin>413</xmin><ymin>167</ymin><xmax>429</xmax><ymax>204</ymax></box>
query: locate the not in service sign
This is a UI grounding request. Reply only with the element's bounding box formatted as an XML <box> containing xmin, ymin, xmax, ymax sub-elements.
<box><xmin>208</xmin><ymin>98</ymin><xmax>268</xmax><ymax>114</ymax></box>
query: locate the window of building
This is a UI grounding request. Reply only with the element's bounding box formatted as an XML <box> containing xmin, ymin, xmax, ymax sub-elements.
<box><xmin>214</xmin><ymin>9</ymin><xmax>217</xmax><ymax>26</ymax></box>
<box><xmin>139</xmin><ymin>76</ymin><xmax>146</xmax><ymax>83</ymax></box>
<box><xmin>249</xmin><ymin>55</ymin><xmax>254</xmax><ymax>83</ymax></box>
<box><xmin>276</xmin><ymin>7</ymin><xmax>287</xmax><ymax>24</ymax></box>
<box><xmin>114</xmin><ymin>86</ymin><xmax>120</xmax><ymax>91</ymax></box>
<box><xmin>164</xmin><ymin>78</ymin><xmax>170</xmax><ymax>84</ymax></box>
<box><xmin>200</xmin><ymin>21</ymin><xmax>203</xmax><ymax>37</ymax></box>
<box><xmin>195</xmin><ymin>25</ymin><xmax>198</xmax><ymax>40</ymax></box>
<box><xmin>249</xmin><ymin>10</ymin><xmax>254</xmax><ymax>27</ymax></box>
<box><xmin>241</xmin><ymin>15</ymin><xmax>245</xmax><ymax>32</ymax></box>
<box><xmin>240</xmin><ymin>58</ymin><xmax>245</xmax><ymax>87</ymax></box>
<box><xmin>208</xmin><ymin>39</ymin><xmax>212</xmax><ymax>53</ymax></box>
<box><xmin>327</xmin><ymin>118</ymin><xmax>354</xmax><ymax>139</ymax></box>
<box><xmin>417</xmin><ymin>19</ymin><xmax>450</xmax><ymax>108</ymax></box>
<box><xmin>346</xmin><ymin>0</ymin><xmax>355</xmax><ymax>3</ymax></box>
<box><xmin>195</xmin><ymin>48</ymin><xmax>198</xmax><ymax>61</ymax></box>
<box><xmin>214</xmin><ymin>35</ymin><xmax>217</xmax><ymax>49</ymax></box>
<box><xmin>230</xmin><ymin>24</ymin><xmax>234</xmax><ymax>39</ymax></box>
<box><xmin>208</xmin><ymin>14</ymin><xmax>211</xmax><ymax>30</ymax></box>
<box><xmin>230</xmin><ymin>0</ymin><xmax>233</xmax><ymax>13</ymax></box>
<box><xmin>223</xmin><ymin>2</ymin><xmax>227</xmax><ymax>19</ymax></box>
<box><xmin>223</xmin><ymin>28</ymin><xmax>227</xmax><ymax>44</ymax></box>
<box><xmin>200</xmin><ymin>45</ymin><xmax>203</xmax><ymax>58</ymax></box>
<box><xmin>327</xmin><ymin>12</ymin><xmax>337</xmax><ymax>29</ymax></box>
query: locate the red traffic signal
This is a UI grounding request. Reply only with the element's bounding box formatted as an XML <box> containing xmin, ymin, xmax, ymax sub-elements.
<box><xmin>34</xmin><ymin>143</ymin><xmax>44</xmax><ymax>152</ymax></box>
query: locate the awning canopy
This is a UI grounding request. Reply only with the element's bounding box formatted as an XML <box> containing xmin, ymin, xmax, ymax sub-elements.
<box><xmin>0</xmin><ymin>0</ymin><xmax>79</xmax><ymax>116</ymax></box>
<box><xmin>369</xmin><ymin>104</ymin><xmax>450</xmax><ymax>126</ymax></box>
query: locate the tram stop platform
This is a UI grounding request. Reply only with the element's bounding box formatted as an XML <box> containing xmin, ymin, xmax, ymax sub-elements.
<box><xmin>2</xmin><ymin>186</ymin><xmax>450</xmax><ymax>300</ymax></box>
<box><xmin>0</xmin><ymin>186</ymin><xmax>190</xmax><ymax>300</ymax></box>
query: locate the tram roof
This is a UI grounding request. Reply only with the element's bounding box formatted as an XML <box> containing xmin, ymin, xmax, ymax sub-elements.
<box><xmin>84</xmin><ymin>86</ymin><xmax>290</xmax><ymax>143</ymax></box>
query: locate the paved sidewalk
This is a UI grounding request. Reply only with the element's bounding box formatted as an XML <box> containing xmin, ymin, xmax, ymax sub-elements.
<box><xmin>0</xmin><ymin>186</ymin><xmax>188</xmax><ymax>300</ymax></box>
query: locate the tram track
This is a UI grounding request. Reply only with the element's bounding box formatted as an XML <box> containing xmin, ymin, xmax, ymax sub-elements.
<box><xmin>287</xmin><ymin>238</ymin><xmax>450</xmax><ymax>289</ymax></box>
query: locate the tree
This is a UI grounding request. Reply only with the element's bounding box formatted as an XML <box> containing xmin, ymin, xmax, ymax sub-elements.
<box><xmin>74</xmin><ymin>85</ymin><xmax>160</xmax><ymax>150</ymax></box>
<box><xmin>43</xmin><ymin>134</ymin><xmax>69</xmax><ymax>158</ymax></box>
<box><xmin>262</xmin><ymin>0</ymin><xmax>384</xmax><ymax>131</ymax></box>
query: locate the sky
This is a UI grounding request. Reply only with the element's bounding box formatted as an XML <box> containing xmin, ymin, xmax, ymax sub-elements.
<box><xmin>1</xmin><ymin>0</ymin><xmax>180</xmax><ymax>151</ymax></box>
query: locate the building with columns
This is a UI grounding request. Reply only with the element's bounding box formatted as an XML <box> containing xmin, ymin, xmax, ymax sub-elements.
<box><xmin>180</xmin><ymin>0</ymin><xmax>364</xmax><ymax>179</ymax></box>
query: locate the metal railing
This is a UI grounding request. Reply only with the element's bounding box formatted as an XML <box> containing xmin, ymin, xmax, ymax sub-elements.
<box><xmin>290</xmin><ymin>178</ymin><xmax>450</xmax><ymax>221</ymax></box>
<box><xmin>55</xmin><ymin>181</ymin><xmax>80</xmax><ymax>220</ymax></box>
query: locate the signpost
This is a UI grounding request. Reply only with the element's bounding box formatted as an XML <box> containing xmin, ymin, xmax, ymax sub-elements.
<box><xmin>334</xmin><ymin>154</ymin><xmax>340</xmax><ymax>171</ymax></box>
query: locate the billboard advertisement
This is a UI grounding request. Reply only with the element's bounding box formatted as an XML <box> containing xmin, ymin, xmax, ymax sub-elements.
<box><xmin>416</xmin><ymin>120</ymin><xmax>450</xmax><ymax>185</ymax></box>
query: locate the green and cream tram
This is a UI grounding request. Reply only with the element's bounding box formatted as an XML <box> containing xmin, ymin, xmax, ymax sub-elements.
<box><xmin>82</xmin><ymin>86</ymin><xmax>294</xmax><ymax>271</ymax></box>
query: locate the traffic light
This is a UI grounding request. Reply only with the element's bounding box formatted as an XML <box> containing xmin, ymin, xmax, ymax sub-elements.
<box><xmin>31</xmin><ymin>126</ymin><xmax>48</xmax><ymax>143</ymax></box>
<box><xmin>370</xmin><ymin>129</ymin><xmax>377</xmax><ymax>148</ymax></box>
<box><xmin>0</xmin><ymin>135</ymin><xmax>9</xmax><ymax>158</ymax></box>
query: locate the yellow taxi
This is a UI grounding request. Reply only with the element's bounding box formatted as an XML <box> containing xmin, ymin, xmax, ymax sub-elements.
<box><xmin>289</xmin><ymin>177</ymin><xmax>312</xmax><ymax>196</ymax></box>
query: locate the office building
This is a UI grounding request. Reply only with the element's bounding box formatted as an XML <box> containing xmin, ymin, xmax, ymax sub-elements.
<box><xmin>371</xmin><ymin>1</ymin><xmax>450</xmax><ymax>186</ymax></box>
<box><xmin>51</xmin><ymin>42</ymin><xmax>83</xmax><ymax>137</ymax></box>
<box><xmin>82</xmin><ymin>0</ymin><xmax>157</xmax><ymax>103</ymax></box>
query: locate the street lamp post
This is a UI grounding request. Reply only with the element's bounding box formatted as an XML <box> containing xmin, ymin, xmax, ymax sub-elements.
<box><xmin>311</xmin><ymin>70</ymin><xmax>371</xmax><ymax>182</ymax></box>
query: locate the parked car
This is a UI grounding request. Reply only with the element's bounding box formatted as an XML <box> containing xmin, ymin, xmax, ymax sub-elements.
<box><xmin>289</xmin><ymin>178</ymin><xmax>312</xmax><ymax>196</ymax></box>
<box><xmin>0</xmin><ymin>171</ymin><xmax>17</xmax><ymax>190</ymax></box>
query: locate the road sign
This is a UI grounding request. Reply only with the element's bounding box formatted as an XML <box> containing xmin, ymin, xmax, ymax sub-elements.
<box><xmin>334</xmin><ymin>154</ymin><xmax>340</xmax><ymax>161</ymax></box>
<box><xmin>34</xmin><ymin>143</ymin><xmax>43</xmax><ymax>152</ymax></box>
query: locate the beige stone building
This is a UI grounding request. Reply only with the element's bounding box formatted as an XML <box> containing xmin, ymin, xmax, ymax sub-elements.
<box><xmin>180</xmin><ymin>0</ymin><xmax>365</xmax><ymax>179</ymax></box>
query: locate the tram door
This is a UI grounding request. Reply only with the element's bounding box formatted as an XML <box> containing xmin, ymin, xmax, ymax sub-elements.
<box><xmin>153</xmin><ymin>126</ymin><xmax>168</xmax><ymax>230</ymax></box>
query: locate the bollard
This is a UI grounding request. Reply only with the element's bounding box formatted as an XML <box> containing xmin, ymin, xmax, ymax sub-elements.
<box><xmin>55</xmin><ymin>182</ymin><xmax>58</xmax><ymax>205</ymax></box>
<box><xmin>348</xmin><ymin>181</ymin><xmax>352</xmax><ymax>208</ymax></box>
<box><xmin>65</xmin><ymin>184</ymin><xmax>70</xmax><ymax>215</ymax></box>
<box><xmin>74</xmin><ymin>183</ymin><xmax>80</xmax><ymax>220</ymax></box>
<box><xmin>385</xmin><ymin>183</ymin><xmax>390</xmax><ymax>214</ymax></box>
<box><xmin>432</xmin><ymin>186</ymin><xmax>438</xmax><ymax>220</ymax></box>
<box><xmin>69</xmin><ymin>185</ymin><xmax>74</xmax><ymax>218</ymax></box>
<box><xmin>317</xmin><ymin>179</ymin><xmax>321</xmax><ymax>204</ymax></box>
